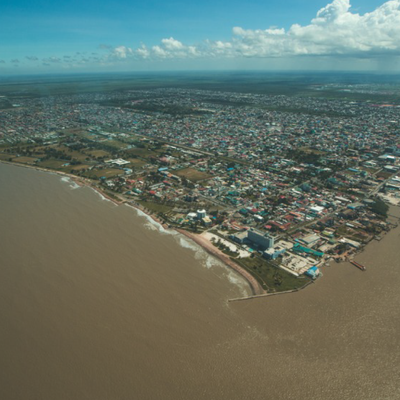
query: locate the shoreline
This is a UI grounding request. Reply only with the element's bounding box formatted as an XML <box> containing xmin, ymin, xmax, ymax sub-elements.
<box><xmin>2</xmin><ymin>159</ymin><xmax>397</xmax><ymax>300</ymax></box>
<box><xmin>0</xmin><ymin>160</ymin><xmax>125</xmax><ymax>205</ymax></box>
<box><xmin>0</xmin><ymin>160</ymin><xmax>262</xmax><ymax>295</ymax></box>
<box><xmin>176</xmin><ymin>229</ymin><xmax>265</xmax><ymax>296</ymax></box>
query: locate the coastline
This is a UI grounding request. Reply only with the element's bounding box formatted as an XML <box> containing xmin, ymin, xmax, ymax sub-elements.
<box><xmin>3</xmin><ymin>159</ymin><xmax>397</xmax><ymax>299</ymax></box>
<box><xmin>0</xmin><ymin>160</ymin><xmax>124</xmax><ymax>205</ymax></box>
<box><xmin>0</xmin><ymin>160</ymin><xmax>262</xmax><ymax>296</ymax></box>
<box><xmin>176</xmin><ymin>229</ymin><xmax>265</xmax><ymax>296</ymax></box>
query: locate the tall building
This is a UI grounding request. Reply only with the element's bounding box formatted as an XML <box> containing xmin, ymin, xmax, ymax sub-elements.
<box><xmin>247</xmin><ymin>229</ymin><xmax>274</xmax><ymax>250</ymax></box>
<box><xmin>197</xmin><ymin>209</ymin><xmax>206</xmax><ymax>219</ymax></box>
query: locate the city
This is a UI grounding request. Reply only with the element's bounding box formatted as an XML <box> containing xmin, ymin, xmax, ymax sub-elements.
<box><xmin>1</xmin><ymin>83</ymin><xmax>399</xmax><ymax>294</ymax></box>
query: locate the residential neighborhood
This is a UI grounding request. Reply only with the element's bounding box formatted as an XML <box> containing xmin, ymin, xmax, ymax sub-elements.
<box><xmin>1</xmin><ymin>86</ymin><xmax>399</xmax><ymax>291</ymax></box>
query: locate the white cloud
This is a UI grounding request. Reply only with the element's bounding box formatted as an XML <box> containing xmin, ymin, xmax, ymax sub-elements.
<box><xmin>227</xmin><ymin>0</ymin><xmax>400</xmax><ymax>57</ymax></box>
<box><xmin>161</xmin><ymin>37</ymin><xmax>184</xmax><ymax>50</ymax></box>
<box><xmin>112</xmin><ymin>46</ymin><xmax>133</xmax><ymax>59</ymax></box>
<box><xmin>111</xmin><ymin>0</ymin><xmax>400</xmax><ymax>61</ymax></box>
<box><xmin>115</xmin><ymin>37</ymin><xmax>203</xmax><ymax>60</ymax></box>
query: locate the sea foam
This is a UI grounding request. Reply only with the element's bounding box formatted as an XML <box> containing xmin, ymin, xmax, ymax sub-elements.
<box><xmin>60</xmin><ymin>176</ymin><xmax>80</xmax><ymax>190</ymax></box>
<box><xmin>127</xmin><ymin>205</ymin><xmax>176</xmax><ymax>236</ymax></box>
<box><xmin>126</xmin><ymin>203</ymin><xmax>249</xmax><ymax>294</ymax></box>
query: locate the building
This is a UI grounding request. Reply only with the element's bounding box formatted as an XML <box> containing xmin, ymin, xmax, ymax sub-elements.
<box><xmin>299</xmin><ymin>233</ymin><xmax>320</xmax><ymax>248</ymax></box>
<box><xmin>263</xmin><ymin>245</ymin><xmax>286</xmax><ymax>260</ymax></box>
<box><xmin>305</xmin><ymin>266</ymin><xmax>320</xmax><ymax>279</ymax></box>
<box><xmin>197</xmin><ymin>209</ymin><xmax>206</xmax><ymax>219</ymax></box>
<box><xmin>230</xmin><ymin>231</ymin><xmax>248</xmax><ymax>244</ymax></box>
<box><xmin>105</xmin><ymin>158</ymin><xmax>130</xmax><ymax>166</ymax></box>
<box><xmin>202</xmin><ymin>216</ymin><xmax>212</xmax><ymax>227</ymax></box>
<box><xmin>247</xmin><ymin>229</ymin><xmax>274</xmax><ymax>250</ymax></box>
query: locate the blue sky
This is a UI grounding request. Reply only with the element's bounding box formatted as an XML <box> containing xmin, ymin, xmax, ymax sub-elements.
<box><xmin>1</xmin><ymin>0</ymin><xmax>399</xmax><ymax>74</ymax></box>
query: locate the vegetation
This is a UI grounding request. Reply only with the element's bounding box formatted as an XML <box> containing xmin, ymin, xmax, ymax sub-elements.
<box><xmin>137</xmin><ymin>200</ymin><xmax>173</xmax><ymax>214</ymax></box>
<box><xmin>237</xmin><ymin>256</ymin><xmax>311</xmax><ymax>293</ymax></box>
<box><xmin>175</xmin><ymin>167</ymin><xmax>211</xmax><ymax>182</ymax></box>
<box><xmin>370</xmin><ymin>198</ymin><xmax>389</xmax><ymax>218</ymax></box>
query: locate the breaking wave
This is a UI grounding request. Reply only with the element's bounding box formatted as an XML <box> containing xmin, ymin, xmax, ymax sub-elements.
<box><xmin>125</xmin><ymin>203</ymin><xmax>250</xmax><ymax>294</ymax></box>
<box><xmin>226</xmin><ymin>271</ymin><xmax>250</xmax><ymax>297</ymax></box>
<box><xmin>177</xmin><ymin>235</ymin><xmax>249</xmax><ymax>294</ymax></box>
<box><xmin>126</xmin><ymin>205</ymin><xmax>177</xmax><ymax>236</ymax></box>
<box><xmin>60</xmin><ymin>176</ymin><xmax>80</xmax><ymax>190</ymax></box>
<box><xmin>90</xmin><ymin>188</ymin><xmax>117</xmax><ymax>205</ymax></box>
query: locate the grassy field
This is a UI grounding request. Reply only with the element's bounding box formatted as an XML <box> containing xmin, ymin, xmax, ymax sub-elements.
<box><xmin>237</xmin><ymin>256</ymin><xmax>311</xmax><ymax>292</ymax></box>
<box><xmin>83</xmin><ymin>168</ymin><xmax>122</xmax><ymax>179</ymax></box>
<box><xmin>102</xmin><ymin>140</ymin><xmax>128</xmax><ymax>150</ymax></box>
<box><xmin>37</xmin><ymin>159</ymin><xmax>67</xmax><ymax>169</ymax></box>
<box><xmin>124</xmin><ymin>147</ymin><xmax>156</xmax><ymax>158</ymax></box>
<box><xmin>126</xmin><ymin>158</ymin><xmax>147</xmax><ymax>168</ymax></box>
<box><xmin>175</xmin><ymin>167</ymin><xmax>211</xmax><ymax>182</ymax></box>
<box><xmin>86</xmin><ymin>149</ymin><xmax>110</xmax><ymax>158</ymax></box>
<box><xmin>137</xmin><ymin>200</ymin><xmax>173</xmax><ymax>214</ymax></box>
<box><xmin>11</xmin><ymin>156</ymin><xmax>38</xmax><ymax>164</ymax></box>
<box><xmin>0</xmin><ymin>153</ymin><xmax>13</xmax><ymax>161</ymax></box>
<box><xmin>69</xmin><ymin>164</ymin><xmax>90</xmax><ymax>171</ymax></box>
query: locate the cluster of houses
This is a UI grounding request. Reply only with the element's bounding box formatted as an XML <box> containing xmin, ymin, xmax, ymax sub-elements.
<box><xmin>1</xmin><ymin>87</ymin><xmax>399</xmax><ymax>279</ymax></box>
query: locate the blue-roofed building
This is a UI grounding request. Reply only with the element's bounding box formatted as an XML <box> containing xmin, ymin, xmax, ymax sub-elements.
<box><xmin>305</xmin><ymin>266</ymin><xmax>320</xmax><ymax>279</ymax></box>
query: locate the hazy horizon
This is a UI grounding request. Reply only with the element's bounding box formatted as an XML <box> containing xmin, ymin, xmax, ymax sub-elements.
<box><xmin>1</xmin><ymin>0</ymin><xmax>400</xmax><ymax>75</ymax></box>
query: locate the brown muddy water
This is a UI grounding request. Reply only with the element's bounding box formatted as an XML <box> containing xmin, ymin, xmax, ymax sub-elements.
<box><xmin>0</xmin><ymin>162</ymin><xmax>399</xmax><ymax>400</ymax></box>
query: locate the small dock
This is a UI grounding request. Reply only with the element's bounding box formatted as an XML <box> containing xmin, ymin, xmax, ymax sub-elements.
<box><xmin>350</xmin><ymin>260</ymin><xmax>366</xmax><ymax>271</ymax></box>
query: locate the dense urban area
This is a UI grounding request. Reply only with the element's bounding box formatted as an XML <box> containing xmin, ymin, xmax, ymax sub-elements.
<box><xmin>1</xmin><ymin>81</ymin><xmax>400</xmax><ymax>294</ymax></box>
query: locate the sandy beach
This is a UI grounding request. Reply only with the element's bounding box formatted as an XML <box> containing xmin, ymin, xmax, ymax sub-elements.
<box><xmin>177</xmin><ymin>229</ymin><xmax>265</xmax><ymax>295</ymax></box>
<box><xmin>3</xmin><ymin>159</ymin><xmax>396</xmax><ymax>299</ymax></box>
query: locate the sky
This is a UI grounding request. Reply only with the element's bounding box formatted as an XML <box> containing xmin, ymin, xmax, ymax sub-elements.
<box><xmin>1</xmin><ymin>0</ymin><xmax>399</xmax><ymax>75</ymax></box>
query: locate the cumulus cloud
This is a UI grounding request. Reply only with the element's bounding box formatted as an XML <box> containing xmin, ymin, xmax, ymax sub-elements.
<box><xmin>11</xmin><ymin>59</ymin><xmax>20</xmax><ymax>63</ymax></box>
<box><xmin>111</xmin><ymin>46</ymin><xmax>133</xmax><ymax>59</ymax></box>
<box><xmin>0</xmin><ymin>60</ymin><xmax>5</xmax><ymax>63</ymax></box>
<box><xmin>225</xmin><ymin>0</ymin><xmax>400</xmax><ymax>58</ymax></box>
<box><xmin>26</xmin><ymin>56</ymin><xmax>39</xmax><ymax>61</ymax></box>
<box><xmin>111</xmin><ymin>0</ymin><xmax>400</xmax><ymax>61</ymax></box>
<box><xmin>109</xmin><ymin>37</ymin><xmax>200</xmax><ymax>61</ymax></box>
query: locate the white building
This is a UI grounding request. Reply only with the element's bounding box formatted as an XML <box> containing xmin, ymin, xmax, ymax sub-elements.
<box><xmin>247</xmin><ymin>229</ymin><xmax>274</xmax><ymax>250</ymax></box>
<box><xmin>197</xmin><ymin>209</ymin><xmax>206</xmax><ymax>219</ymax></box>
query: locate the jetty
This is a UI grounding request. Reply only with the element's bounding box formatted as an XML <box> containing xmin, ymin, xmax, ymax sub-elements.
<box><xmin>350</xmin><ymin>260</ymin><xmax>366</xmax><ymax>271</ymax></box>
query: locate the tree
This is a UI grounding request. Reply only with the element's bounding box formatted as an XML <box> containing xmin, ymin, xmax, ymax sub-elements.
<box><xmin>370</xmin><ymin>198</ymin><xmax>389</xmax><ymax>218</ymax></box>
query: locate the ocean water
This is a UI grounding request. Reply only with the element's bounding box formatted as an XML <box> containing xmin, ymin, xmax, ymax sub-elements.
<box><xmin>0</xmin><ymin>162</ymin><xmax>399</xmax><ymax>400</ymax></box>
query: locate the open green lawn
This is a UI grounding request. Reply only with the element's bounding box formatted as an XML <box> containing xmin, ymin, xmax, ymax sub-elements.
<box><xmin>237</xmin><ymin>256</ymin><xmax>311</xmax><ymax>293</ymax></box>
<box><xmin>83</xmin><ymin>168</ymin><xmax>122</xmax><ymax>179</ymax></box>
<box><xmin>175</xmin><ymin>167</ymin><xmax>211</xmax><ymax>182</ymax></box>
<box><xmin>124</xmin><ymin>147</ymin><xmax>156</xmax><ymax>158</ymax></box>
<box><xmin>137</xmin><ymin>200</ymin><xmax>173</xmax><ymax>214</ymax></box>
<box><xmin>127</xmin><ymin>158</ymin><xmax>147</xmax><ymax>168</ymax></box>
<box><xmin>37</xmin><ymin>159</ymin><xmax>67</xmax><ymax>169</ymax></box>
<box><xmin>11</xmin><ymin>156</ymin><xmax>38</xmax><ymax>164</ymax></box>
<box><xmin>86</xmin><ymin>149</ymin><xmax>110</xmax><ymax>158</ymax></box>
